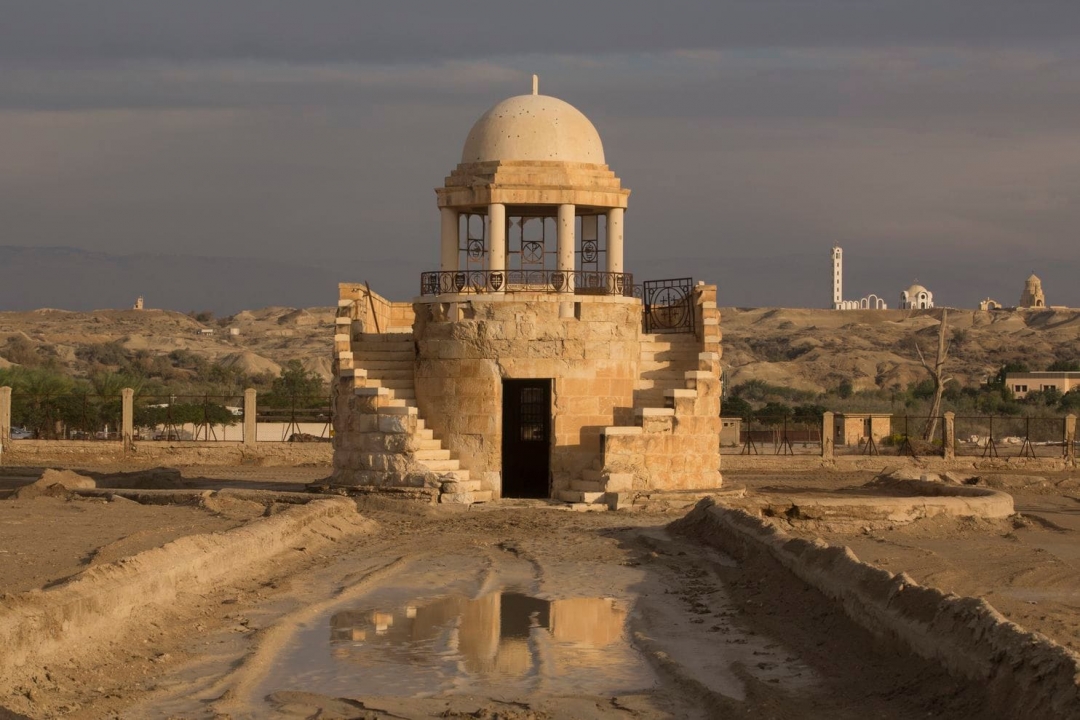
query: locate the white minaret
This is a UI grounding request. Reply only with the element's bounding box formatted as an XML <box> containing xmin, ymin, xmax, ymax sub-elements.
<box><xmin>831</xmin><ymin>245</ymin><xmax>843</xmax><ymax>309</ymax></box>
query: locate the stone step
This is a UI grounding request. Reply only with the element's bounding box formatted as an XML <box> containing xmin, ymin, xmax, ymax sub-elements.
<box><xmin>557</xmin><ymin>489</ymin><xmax>606</xmax><ymax>504</ymax></box>
<box><xmin>357</xmin><ymin>360</ymin><xmax>415</xmax><ymax>371</ymax></box>
<box><xmin>355</xmin><ymin>351</ymin><xmax>415</xmax><ymax>362</ymax></box>
<box><xmin>363</xmin><ymin>369</ymin><xmax>413</xmax><ymax>380</ymax></box>
<box><xmin>443</xmin><ymin>469</ymin><xmax>470</xmax><ymax>483</ymax></box>
<box><xmin>373</xmin><ymin>378</ymin><xmax>415</xmax><ymax>390</ymax></box>
<box><xmin>422</xmin><ymin>459</ymin><xmax>461</xmax><ymax>472</ymax></box>
<box><xmin>439</xmin><ymin>489</ymin><xmax>491</xmax><ymax>505</ymax></box>
<box><xmin>417</xmin><ymin>438</ymin><xmax>442</xmax><ymax>450</ymax></box>
<box><xmin>392</xmin><ymin>389</ymin><xmax>416</xmax><ymax>400</ymax></box>
<box><xmin>416</xmin><ymin>427</ymin><xmax>433</xmax><ymax>440</ymax></box>
<box><xmin>356</xmin><ymin>333</ymin><xmax>413</xmax><ymax>343</ymax></box>
<box><xmin>415</xmin><ymin>448</ymin><xmax>452</xmax><ymax>461</ymax></box>
<box><xmin>440</xmin><ymin>479</ymin><xmax>482</xmax><ymax>493</ymax></box>
<box><xmin>570</xmin><ymin>479</ymin><xmax>605</xmax><ymax>493</ymax></box>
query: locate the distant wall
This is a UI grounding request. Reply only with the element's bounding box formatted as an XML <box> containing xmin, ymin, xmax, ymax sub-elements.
<box><xmin>0</xmin><ymin>440</ymin><xmax>331</xmax><ymax>468</ymax></box>
<box><xmin>339</xmin><ymin>283</ymin><xmax>415</xmax><ymax>333</ymax></box>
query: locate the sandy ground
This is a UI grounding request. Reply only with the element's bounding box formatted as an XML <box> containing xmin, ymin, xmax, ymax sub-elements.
<box><xmin>4</xmin><ymin>466</ymin><xmax>1077</xmax><ymax>718</ymax></box>
<box><xmin>731</xmin><ymin>469</ymin><xmax>1080</xmax><ymax>654</ymax></box>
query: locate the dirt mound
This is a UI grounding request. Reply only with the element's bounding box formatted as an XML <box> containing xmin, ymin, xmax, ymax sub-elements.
<box><xmin>219</xmin><ymin>350</ymin><xmax>282</xmax><ymax>377</ymax></box>
<box><xmin>12</xmin><ymin>469</ymin><xmax>96</xmax><ymax>499</ymax></box>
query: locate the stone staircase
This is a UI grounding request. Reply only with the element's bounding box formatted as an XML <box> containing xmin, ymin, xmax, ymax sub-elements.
<box><xmin>558</xmin><ymin>331</ymin><xmax>709</xmax><ymax>508</ymax></box>
<box><xmin>633</xmin><ymin>333</ymin><xmax>702</xmax><ymax>408</ymax></box>
<box><xmin>343</xmin><ymin>332</ymin><xmax>491</xmax><ymax>504</ymax></box>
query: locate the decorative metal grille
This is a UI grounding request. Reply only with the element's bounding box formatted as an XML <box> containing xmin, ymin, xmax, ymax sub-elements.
<box><xmin>643</xmin><ymin>278</ymin><xmax>696</xmax><ymax>334</ymax></box>
<box><xmin>460</xmin><ymin>213</ymin><xmax>486</xmax><ymax>270</ymax></box>
<box><xmin>509</xmin><ymin>216</ymin><xmax>556</xmax><ymax>271</ymax></box>
<box><xmin>419</xmin><ymin>270</ymin><xmax>635</xmax><ymax>297</ymax></box>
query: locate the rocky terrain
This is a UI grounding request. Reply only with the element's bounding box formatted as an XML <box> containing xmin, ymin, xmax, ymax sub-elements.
<box><xmin>1</xmin><ymin>305</ymin><xmax>1078</xmax><ymax>392</ymax></box>
<box><xmin>0</xmin><ymin>306</ymin><xmax>337</xmax><ymax>382</ymax></box>
<box><xmin>721</xmin><ymin>306</ymin><xmax>1080</xmax><ymax>393</ymax></box>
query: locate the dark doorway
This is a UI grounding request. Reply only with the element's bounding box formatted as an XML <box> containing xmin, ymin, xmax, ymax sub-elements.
<box><xmin>501</xmin><ymin>379</ymin><xmax>552</xmax><ymax>498</ymax></box>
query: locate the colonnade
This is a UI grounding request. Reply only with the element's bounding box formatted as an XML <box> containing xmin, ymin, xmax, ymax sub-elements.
<box><xmin>439</xmin><ymin>204</ymin><xmax>625</xmax><ymax>292</ymax></box>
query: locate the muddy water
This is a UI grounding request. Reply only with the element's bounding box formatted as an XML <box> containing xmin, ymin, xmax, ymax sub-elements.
<box><xmin>257</xmin><ymin>559</ymin><xmax>656</xmax><ymax>701</ymax></box>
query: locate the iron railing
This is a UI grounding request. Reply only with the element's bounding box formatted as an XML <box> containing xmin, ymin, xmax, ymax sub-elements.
<box><xmin>419</xmin><ymin>269</ymin><xmax>635</xmax><ymax>297</ymax></box>
<box><xmin>643</xmin><ymin>277</ymin><xmax>696</xmax><ymax>334</ymax></box>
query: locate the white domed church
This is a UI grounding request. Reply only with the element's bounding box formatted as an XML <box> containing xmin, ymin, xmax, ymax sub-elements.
<box><xmin>330</xmin><ymin>80</ymin><xmax>723</xmax><ymax>507</ymax></box>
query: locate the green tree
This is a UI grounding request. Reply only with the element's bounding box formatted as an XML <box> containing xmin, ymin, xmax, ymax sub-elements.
<box><xmin>1048</xmin><ymin>360</ymin><xmax>1080</xmax><ymax>372</ymax></box>
<box><xmin>722</xmin><ymin>395</ymin><xmax>752</xmax><ymax>419</ymax></box>
<box><xmin>264</xmin><ymin>360</ymin><xmax>326</xmax><ymax>407</ymax></box>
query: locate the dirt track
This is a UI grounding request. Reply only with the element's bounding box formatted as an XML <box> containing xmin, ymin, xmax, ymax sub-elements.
<box><xmin>0</xmin><ymin>491</ymin><xmax>1001</xmax><ymax>720</ymax></box>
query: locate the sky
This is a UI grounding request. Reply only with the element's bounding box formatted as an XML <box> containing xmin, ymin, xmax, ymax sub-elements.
<box><xmin>2</xmin><ymin>1</ymin><xmax>1079</xmax><ymax>311</ymax></box>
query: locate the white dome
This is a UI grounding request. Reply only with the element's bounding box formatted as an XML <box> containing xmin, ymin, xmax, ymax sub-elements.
<box><xmin>906</xmin><ymin>284</ymin><xmax>929</xmax><ymax>296</ymax></box>
<box><xmin>461</xmin><ymin>94</ymin><xmax>605</xmax><ymax>164</ymax></box>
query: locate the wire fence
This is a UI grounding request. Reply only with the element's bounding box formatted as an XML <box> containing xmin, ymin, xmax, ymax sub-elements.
<box><xmin>721</xmin><ymin>416</ymin><xmax>822</xmax><ymax>455</ymax></box>
<box><xmin>6</xmin><ymin>392</ymin><xmax>332</xmax><ymax>443</ymax></box>
<box><xmin>720</xmin><ymin>413</ymin><xmax>1077</xmax><ymax>458</ymax></box>
<box><xmin>953</xmin><ymin>415</ymin><xmax>1068</xmax><ymax>458</ymax></box>
<box><xmin>9</xmin><ymin>392</ymin><xmax>125</xmax><ymax>441</ymax></box>
<box><xmin>255</xmin><ymin>395</ymin><xmax>333</xmax><ymax>442</ymax></box>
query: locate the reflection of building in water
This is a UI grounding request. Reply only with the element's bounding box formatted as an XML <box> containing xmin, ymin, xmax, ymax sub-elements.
<box><xmin>329</xmin><ymin>591</ymin><xmax>626</xmax><ymax>678</ymax></box>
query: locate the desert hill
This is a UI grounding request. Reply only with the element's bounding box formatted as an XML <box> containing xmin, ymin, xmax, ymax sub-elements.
<box><xmin>1</xmin><ymin>305</ymin><xmax>1078</xmax><ymax>393</ymax></box>
<box><xmin>0</xmin><ymin>306</ymin><xmax>337</xmax><ymax>382</ymax></box>
<box><xmin>721</xmin><ymin>307</ymin><xmax>1080</xmax><ymax>394</ymax></box>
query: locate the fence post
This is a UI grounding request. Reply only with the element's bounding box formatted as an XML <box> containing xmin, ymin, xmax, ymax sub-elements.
<box><xmin>943</xmin><ymin>411</ymin><xmax>955</xmax><ymax>460</ymax></box>
<box><xmin>821</xmin><ymin>411</ymin><xmax>834</xmax><ymax>459</ymax></box>
<box><xmin>244</xmin><ymin>388</ymin><xmax>257</xmax><ymax>446</ymax></box>
<box><xmin>1066</xmin><ymin>414</ymin><xmax>1077</xmax><ymax>464</ymax></box>
<box><xmin>121</xmin><ymin>388</ymin><xmax>134</xmax><ymax>453</ymax></box>
<box><xmin>0</xmin><ymin>386</ymin><xmax>11</xmax><ymax>451</ymax></box>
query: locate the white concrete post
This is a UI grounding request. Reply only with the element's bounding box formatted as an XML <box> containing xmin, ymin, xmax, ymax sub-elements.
<box><xmin>943</xmin><ymin>411</ymin><xmax>955</xmax><ymax>460</ymax></box>
<box><xmin>440</xmin><ymin>208</ymin><xmax>459</xmax><ymax>273</ymax></box>
<box><xmin>821</xmin><ymin>411</ymin><xmax>834</xmax><ymax>459</ymax></box>
<box><xmin>557</xmin><ymin>203</ymin><xmax>576</xmax><ymax>293</ymax></box>
<box><xmin>488</xmin><ymin>203</ymin><xmax>506</xmax><ymax>292</ymax></box>
<box><xmin>121</xmin><ymin>388</ymin><xmax>134</xmax><ymax>453</ymax></box>
<box><xmin>244</xmin><ymin>388</ymin><xmax>257</xmax><ymax>446</ymax></box>
<box><xmin>607</xmin><ymin>207</ymin><xmax>624</xmax><ymax>275</ymax></box>
<box><xmin>1065</xmin><ymin>414</ymin><xmax>1076</xmax><ymax>464</ymax></box>
<box><xmin>0</xmin><ymin>386</ymin><xmax>11</xmax><ymax>451</ymax></box>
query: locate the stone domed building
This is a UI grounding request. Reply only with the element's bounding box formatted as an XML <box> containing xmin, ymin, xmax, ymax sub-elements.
<box><xmin>330</xmin><ymin>80</ymin><xmax>722</xmax><ymax>507</ymax></box>
<box><xmin>899</xmin><ymin>283</ymin><xmax>934</xmax><ymax>310</ymax></box>
<box><xmin>1020</xmin><ymin>273</ymin><xmax>1046</xmax><ymax>308</ymax></box>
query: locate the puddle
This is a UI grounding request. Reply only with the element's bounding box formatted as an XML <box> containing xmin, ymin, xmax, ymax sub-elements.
<box><xmin>259</xmin><ymin>588</ymin><xmax>655</xmax><ymax>699</ymax></box>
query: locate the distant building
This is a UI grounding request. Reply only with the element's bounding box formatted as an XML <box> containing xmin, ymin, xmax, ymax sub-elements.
<box><xmin>979</xmin><ymin>298</ymin><xmax>1003</xmax><ymax>311</ymax></box>
<box><xmin>899</xmin><ymin>283</ymin><xmax>934</xmax><ymax>310</ymax></box>
<box><xmin>197</xmin><ymin>328</ymin><xmax>215</xmax><ymax>336</ymax></box>
<box><xmin>228</xmin><ymin>327</ymin><xmax>241</xmax><ymax>336</ymax></box>
<box><xmin>834</xmin><ymin>413</ymin><xmax>892</xmax><ymax>446</ymax></box>
<box><xmin>1005</xmin><ymin>372</ymin><xmax>1080</xmax><ymax>399</ymax></box>
<box><xmin>831</xmin><ymin>245</ymin><xmax>887</xmax><ymax>310</ymax></box>
<box><xmin>132</xmin><ymin>296</ymin><xmax>144</xmax><ymax>310</ymax></box>
<box><xmin>1020</xmin><ymin>273</ymin><xmax>1046</xmax><ymax>308</ymax></box>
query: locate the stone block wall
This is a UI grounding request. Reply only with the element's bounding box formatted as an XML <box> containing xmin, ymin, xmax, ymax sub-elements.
<box><xmin>594</xmin><ymin>283</ymin><xmax>723</xmax><ymax>493</ymax></box>
<box><xmin>412</xmin><ymin>294</ymin><xmax>642</xmax><ymax>496</ymax></box>
<box><xmin>599</xmin><ymin>350</ymin><xmax>722</xmax><ymax>491</ymax></box>
<box><xmin>338</xmin><ymin>283</ymin><xmax>416</xmax><ymax>334</ymax></box>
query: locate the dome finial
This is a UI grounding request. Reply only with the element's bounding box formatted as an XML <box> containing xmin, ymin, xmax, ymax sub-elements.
<box><xmin>532</xmin><ymin>74</ymin><xmax>539</xmax><ymax>95</ymax></box>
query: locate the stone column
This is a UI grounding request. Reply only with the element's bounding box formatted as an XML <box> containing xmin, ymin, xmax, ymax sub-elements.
<box><xmin>1065</xmin><ymin>414</ymin><xmax>1077</xmax><ymax>463</ymax></box>
<box><xmin>440</xmin><ymin>208</ymin><xmax>459</xmax><ymax>273</ymax></box>
<box><xmin>943</xmin><ymin>411</ymin><xmax>956</xmax><ymax>460</ymax></box>
<box><xmin>488</xmin><ymin>203</ymin><xmax>506</xmax><ymax>293</ymax></box>
<box><xmin>121</xmin><ymin>388</ymin><xmax>134</xmax><ymax>453</ymax></box>
<box><xmin>821</xmin><ymin>411</ymin><xmax>834</xmax><ymax>459</ymax></box>
<box><xmin>607</xmin><ymin>207</ymin><xmax>624</xmax><ymax>275</ymax></box>
<box><xmin>0</xmin><ymin>386</ymin><xmax>11</xmax><ymax>451</ymax></box>
<box><xmin>557</xmin><ymin>204</ymin><xmax>576</xmax><ymax>293</ymax></box>
<box><xmin>244</xmin><ymin>388</ymin><xmax>257</xmax><ymax>446</ymax></box>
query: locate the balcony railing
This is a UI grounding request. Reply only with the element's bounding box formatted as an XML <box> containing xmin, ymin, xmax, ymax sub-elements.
<box><xmin>420</xmin><ymin>270</ymin><xmax>635</xmax><ymax>297</ymax></box>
